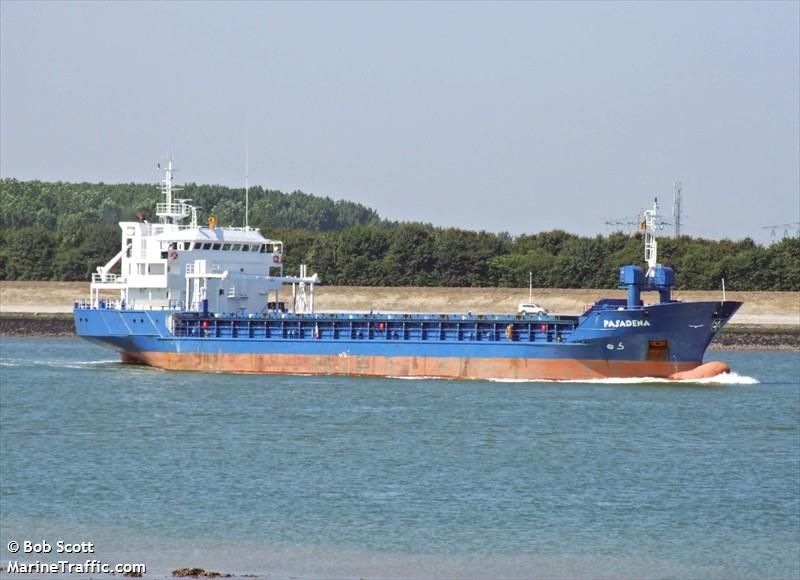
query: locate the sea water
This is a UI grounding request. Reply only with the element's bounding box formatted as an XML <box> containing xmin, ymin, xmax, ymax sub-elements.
<box><xmin>0</xmin><ymin>338</ymin><xmax>798</xmax><ymax>579</ymax></box>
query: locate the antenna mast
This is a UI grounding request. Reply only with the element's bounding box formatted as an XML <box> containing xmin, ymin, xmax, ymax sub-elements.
<box><xmin>245</xmin><ymin>135</ymin><xmax>250</xmax><ymax>230</ymax></box>
<box><xmin>643</xmin><ymin>197</ymin><xmax>660</xmax><ymax>276</ymax></box>
<box><xmin>673</xmin><ymin>181</ymin><xmax>682</xmax><ymax>238</ymax></box>
<box><xmin>529</xmin><ymin>272</ymin><xmax>532</xmax><ymax>303</ymax></box>
<box><xmin>156</xmin><ymin>158</ymin><xmax>188</xmax><ymax>225</ymax></box>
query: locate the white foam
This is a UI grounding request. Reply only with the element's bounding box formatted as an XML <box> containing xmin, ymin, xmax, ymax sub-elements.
<box><xmin>45</xmin><ymin>359</ymin><xmax>119</xmax><ymax>369</ymax></box>
<box><xmin>688</xmin><ymin>371</ymin><xmax>760</xmax><ymax>385</ymax></box>
<box><xmin>489</xmin><ymin>371</ymin><xmax>759</xmax><ymax>385</ymax></box>
<box><xmin>6</xmin><ymin>358</ymin><xmax>121</xmax><ymax>370</ymax></box>
<box><xmin>388</xmin><ymin>375</ymin><xmax>447</xmax><ymax>380</ymax></box>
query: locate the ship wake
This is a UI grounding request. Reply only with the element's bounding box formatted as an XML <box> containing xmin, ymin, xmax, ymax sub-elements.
<box><xmin>488</xmin><ymin>372</ymin><xmax>759</xmax><ymax>385</ymax></box>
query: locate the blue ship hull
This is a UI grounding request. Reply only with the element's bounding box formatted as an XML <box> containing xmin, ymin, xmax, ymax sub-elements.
<box><xmin>74</xmin><ymin>299</ymin><xmax>741</xmax><ymax>380</ymax></box>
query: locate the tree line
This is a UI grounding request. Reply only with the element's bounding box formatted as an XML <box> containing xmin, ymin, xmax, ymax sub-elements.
<box><xmin>0</xmin><ymin>178</ymin><xmax>381</xmax><ymax>232</ymax></box>
<box><xmin>1</xmin><ymin>179</ymin><xmax>797</xmax><ymax>290</ymax></box>
<box><xmin>267</xmin><ymin>227</ymin><xmax>799</xmax><ymax>291</ymax></box>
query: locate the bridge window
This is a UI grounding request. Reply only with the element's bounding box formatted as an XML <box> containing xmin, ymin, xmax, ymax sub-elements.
<box><xmin>222</xmin><ymin>243</ymin><xmax>231</xmax><ymax>251</ymax></box>
<box><xmin>231</xmin><ymin>244</ymin><xmax>241</xmax><ymax>251</ymax></box>
<box><xmin>201</xmin><ymin>243</ymin><xmax>212</xmax><ymax>250</ymax></box>
<box><xmin>212</xmin><ymin>243</ymin><xmax>221</xmax><ymax>251</ymax></box>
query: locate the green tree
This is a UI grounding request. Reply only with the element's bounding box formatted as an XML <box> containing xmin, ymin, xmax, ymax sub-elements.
<box><xmin>382</xmin><ymin>223</ymin><xmax>436</xmax><ymax>286</ymax></box>
<box><xmin>53</xmin><ymin>225</ymin><xmax>119</xmax><ymax>280</ymax></box>
<box><xmin>336</xmin><ymin>226</ymin><xmax>390</xmax><ymax>285</ymax></box>
<box><xmin>3</xmin><ymin>226</ymin><xmax>55</xmax><ymax>280</ymax></box>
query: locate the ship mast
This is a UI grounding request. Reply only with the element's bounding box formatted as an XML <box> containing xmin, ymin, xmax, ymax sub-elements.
<box><xmin>245</xmin><ymin>137</ymin><xmax>250</xmax><ymax>231</ymax></box>
<box><xmin>156</xmin><ymin>158</ymin><xmax>189</xmax><ymax>225</ymax></box>
<box><xmin>642</xmin><ymin>197</ymin><xmax>660</xmax><ymax>277</ymax></box>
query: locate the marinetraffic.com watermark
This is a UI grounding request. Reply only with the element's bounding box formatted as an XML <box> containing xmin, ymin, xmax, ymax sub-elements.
<box><xmin>4</xmin><ymin>540</ymin><xmax>146</xmax><ymax>575</ymax></box>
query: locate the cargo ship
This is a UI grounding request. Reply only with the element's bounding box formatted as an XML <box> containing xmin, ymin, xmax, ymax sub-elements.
<box><xmin>74</xmin><ymin>161</ymin><xmax>741</xmax><ymax>380</ymax></box>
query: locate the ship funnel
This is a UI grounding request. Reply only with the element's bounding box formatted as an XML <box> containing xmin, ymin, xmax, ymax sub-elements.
<box><xmin>619</xmin><ymin>265</ymin><xmax>644</xmax><ymax>308</ymax></box>
<box><xmin>649</xmin><ymin>266</ymin><xmax>675</xmax><ymax>303</ymax></box>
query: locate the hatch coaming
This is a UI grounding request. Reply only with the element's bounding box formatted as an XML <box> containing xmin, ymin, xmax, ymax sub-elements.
<box><xmin>169</xmin><ymin>311</ymin><xmax>582</xmax><ymax>345</ymax></box>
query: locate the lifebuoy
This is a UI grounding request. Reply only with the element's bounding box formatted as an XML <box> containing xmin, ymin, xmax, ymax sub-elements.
<box><xmin>168</xmin><ymin>250</ymin><xmax>178</xmax><ymax>260</ymax></box>
<box><xmin>272</xmin><ymin>254</ymin><xmax>282</xmax><ymax>263</ymax></box>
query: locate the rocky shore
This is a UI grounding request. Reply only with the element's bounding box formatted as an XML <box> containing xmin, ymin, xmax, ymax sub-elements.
<box><xmin>708</xmin><ymin>326</ymin><xmax>800</xmax><ymax>351</ymax></box>
<box><xmin>1</xmin><ymin>312</ymin><xmax>797</xmax><ymax>350</ymax></box>
<box><xmin>0</xmin><ymin>313</ymin><xmax>75</xmax><ymax>337</ymax></box>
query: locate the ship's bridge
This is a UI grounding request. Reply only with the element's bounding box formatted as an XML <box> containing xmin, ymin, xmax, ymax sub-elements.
<box><xmin>116</xmin><ymin>222</ymin><xmax>283</xmax><ymax>267</ymax></box>
<box><xmin>157</xmin><ymin>227</ymin><xmax>283</xmax><ymax>253</ymax></box>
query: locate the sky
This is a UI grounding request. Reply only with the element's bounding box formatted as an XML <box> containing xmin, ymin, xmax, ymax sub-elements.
<box><xmin>1</xmin><ymin>1</ymin><xmax>798</xmax><ymax>243</ymax></box>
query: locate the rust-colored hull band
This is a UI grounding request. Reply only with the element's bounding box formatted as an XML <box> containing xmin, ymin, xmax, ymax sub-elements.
<box><xmin>668</xmin><ymin>360</ymin><xmax>730</xmax><ymax>380</ymax></box>
<box><xmin>120</xmin><ymin>352</ymin><xmax>697</xmax><ymax>380</ymax></box>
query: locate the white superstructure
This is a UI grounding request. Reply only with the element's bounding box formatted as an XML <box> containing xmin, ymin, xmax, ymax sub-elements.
<box><xmin>88</xmin><ymin>159</ymin><xmax>319</xmax><ymax>314</ymax></box>
<box><xmin>642</xmin><ymin>197</ymin><xmax>660</xmax><ymax>278</ymax></box>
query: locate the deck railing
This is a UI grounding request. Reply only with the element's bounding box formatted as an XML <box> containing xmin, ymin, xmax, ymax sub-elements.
<box><xmin>74</xmin><ymin>299</ymin><xmax>185</xmax><ymax>311</ymax></box>
<box><xmin>91</xmin><ymin>272</ymin><xmax>121</xmax><ymax>284</ymax></box>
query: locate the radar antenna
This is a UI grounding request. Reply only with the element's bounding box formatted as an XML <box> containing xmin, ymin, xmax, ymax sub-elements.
<box><xmin>604</xmin><ymin>214</ymin><xmax>641</xmax><ymax>233</ymax></box>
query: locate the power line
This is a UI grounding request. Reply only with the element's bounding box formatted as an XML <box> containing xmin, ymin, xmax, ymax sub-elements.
<box><xmin>762</xmin><ymin>223</ymin><xmax>800</xmax><ymax>239</ymax></box>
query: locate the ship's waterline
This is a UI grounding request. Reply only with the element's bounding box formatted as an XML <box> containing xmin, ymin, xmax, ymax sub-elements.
<box><xmin>120</xmin><ymin>350</ymin><xmax>697</xmax><ymax>379</ymax></box>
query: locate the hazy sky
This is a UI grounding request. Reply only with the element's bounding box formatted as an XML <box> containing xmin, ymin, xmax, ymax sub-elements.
<box><xmin>2</xmin><ymin>1</ymin><xmax>798</xmax><ymax>243</ymax></box>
